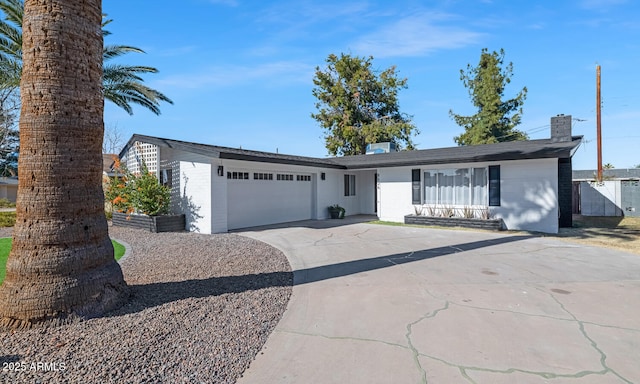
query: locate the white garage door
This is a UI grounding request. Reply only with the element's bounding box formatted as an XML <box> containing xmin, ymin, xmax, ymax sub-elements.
<box><xmin>227</xmin><ymin>171</ymin><xmax>314</xmax><ymax>230</ymax></box>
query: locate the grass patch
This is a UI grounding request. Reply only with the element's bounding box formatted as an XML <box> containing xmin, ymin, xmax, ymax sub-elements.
<box><xmin>0</xmin><ymin>238</ymin><xmax>126</xmax><ymax>285</ymax></box>
<box><xmin>0</xmin><ymin>212</ymin><xmax>16</xmax><ymax>227</ymax></box>
<box><xmin>572</xmin><ymin>215</ymin><xmax>640</xmax><ymax>230</ymax></box>
<box><xmin>0</xmin><ymin>238</ymin><xmax>10</xmax><ymax>284</ymax></box>
<box><xmin>113</xmin><ymin>240</ymin><xmax>126</xmax><ymax>261</ymax></box>
<box><xmin>368</xmin><ymin>220</ymin><xmax>408</xmax><ymax>227</ymax></box>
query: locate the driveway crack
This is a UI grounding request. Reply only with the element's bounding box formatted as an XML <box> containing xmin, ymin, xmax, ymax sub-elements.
<box><xmin>418</xmin><ymin>352</ymin><xmax>610</xmax><ymax>381</ymax></box>
<box><xmin>312</xmin><ymin>232</ymin><xmax>334</xmax><ymax>246</ymax></box>
<box><xmin>534</xmin><ymin>286</ymin><xmax>635</xmax><ymax>384</ymax></box>
<box><xmin>405</xmin><ymin>302</ymin><xmax>451</xmax><ymax>384</ymax></box>
<box><xmin>274</xmin><ymin>328</ymin><xmax>408</xmax><ymax>350</ymax></box>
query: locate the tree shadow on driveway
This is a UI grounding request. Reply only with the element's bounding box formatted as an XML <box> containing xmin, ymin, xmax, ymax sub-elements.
<box><xmin>110</xmin><ymin>234</ymin><xmax>532</xmax><ymax>316</ymax></box>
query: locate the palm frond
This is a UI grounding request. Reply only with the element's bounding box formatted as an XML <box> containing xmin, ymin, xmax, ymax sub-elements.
<box><xmin>103</xmin><ymin>44</ymin><xmax>145</xmax><ymax>61</ymax></box>
<box><xmin>0</xmin><ymin>2</ymin><xmax>172</xmax><ymax>115</ymax></box>
<box><xmin>104</xmin><ymin>81</ymin><xmax>173</xmax><ymax>116</ymax></box>
<box><xmin>0</xmin><ymin>19</ymin><xmax>22</xmax><ymax>61</ymax></box>
<box><xmin>0</xmin><ymin>0</ymin><xmax>22</xmax><ymax>26</ymax></box>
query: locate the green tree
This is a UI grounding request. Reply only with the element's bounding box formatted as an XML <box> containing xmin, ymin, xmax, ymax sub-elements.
<box><xmin>0</xmin><ymin>0</ymin><xmax>173</xmax><ymax>115</ymax></box>
<box><xmin>603</xmin><ymin>163</ymin><xmax>614</xmax><ymax>170</ymax></box>
<box><xmin>311</xmin><ymin>53</ymin><xmax>418</xmax><ymax>156</ymax></box>
<box><xmin>0</xmin><ymin>75</ymin><xmax>18</xmax><ymax>176</ymax></box>
<box><xmin>449</xmin><ymin>48</ymin><xmax>528</xmax><ymax>146</ymax></box>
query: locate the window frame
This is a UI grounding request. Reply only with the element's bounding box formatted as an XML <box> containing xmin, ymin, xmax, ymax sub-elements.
<box><xmin>422</xmin><ymin>167</ymin><xmax>491</xmax><ymax>206</ymax></box>
<box><xmin>344</xmin><ymin>174</ymin><xmax>356</xmax><ymax>196</ymax></box>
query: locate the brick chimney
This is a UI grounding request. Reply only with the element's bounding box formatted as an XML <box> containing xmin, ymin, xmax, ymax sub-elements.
<box><xmin>550</xmin><ymin>114</ymin><xmax>572</xmax><ymax>143</ymax></box>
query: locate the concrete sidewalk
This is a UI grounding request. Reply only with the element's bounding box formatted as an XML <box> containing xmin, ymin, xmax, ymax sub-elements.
<box><xmin>237</xmin><ymin>222</ymin><xmax>640</xmax><ymax>384</ymax></box>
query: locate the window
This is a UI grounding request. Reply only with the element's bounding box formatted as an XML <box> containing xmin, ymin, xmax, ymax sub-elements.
<box><xmin>227</xmin><ymin>171</ymin><xmax>249</xmax><ymax>180</ymax></box>
<box><xmin>412</xmin><ymin>169</ymin><xmax>421</xmax><ymax>204</ymax></box>
<box><xmin>277</xmin><ymin>174</ymin><xmax>293</xmax><ymax>181</ymax></box>
<box><xmin>296</xmin><ymin>175</ymin><xmax>311</xmax><ymax>181</ymax></box>
<box><xmin>160</xmin><ymin>169</ymin><xmax>172</xmax><ymax>188</ymax></box>
<box><xmin>472</xmin><ymin>167</ymin><xmax>487</xmax><ymax>205</ymax></box>
<box><xmin>253</xmin><ymin>172</ymin><xmax>273</xmax><ymax>180</ymax></box>
<box><xmin>344</xmin><ymin>174</ymin><xmax>356</xmax><ymax>196</ymax></box>
<box><xmin>423</xmin><ymin>168</ymin><xmax>488</xmax><ymax>205</ymax></box>
<box><xmin>488</xmin><ymin>165</ymin><xmax>500</xmax><ymax>206</ymax></box>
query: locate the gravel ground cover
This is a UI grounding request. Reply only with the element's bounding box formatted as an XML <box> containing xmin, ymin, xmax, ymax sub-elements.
<box><xmin>0</xmin><ymin>225</ymin><xmax>293</xmax><ymax>384</ymax></box>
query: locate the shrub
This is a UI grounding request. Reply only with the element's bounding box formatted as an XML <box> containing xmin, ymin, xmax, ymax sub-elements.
<box><xmin>105</xmin><ymin>158</ymin><xmax>170</xmax><ymax>216</ymax></box>
<box><xmin>105</xmin><ymin>166</ymin><xmax>133</xmax><ymax>215</ymax></box>
<box><xmin>0</xmin><ymin>212</ymin><xmax>15</xmax><ymax>227</ymax></box>
<box><xmin>425</xmin><ymin>205</ymin><xmax>437</xmax><ymax>217</ymax></box>
<box><xmin>478</xmin><ymin>207</ymin><xmax>492</xmax><ymax>220</ymax></box>
<box><xmin>440</xmin><ymin>206</ymin><xmax>455</xmax><ymax>218</ymax></box>
<box><xmin>129</xmin><ymin>166</ymin><xmax>170</xmax><ymax>216</ymax></box>
<box><xmin>461</xmin><ymin>206</ymin><xmax>476</xmax><ymax>219</ymax></box>
<box><xmin>0</xmin><ymin>198</ymin><xmax>15</xmax><ymax>208</ymax></box>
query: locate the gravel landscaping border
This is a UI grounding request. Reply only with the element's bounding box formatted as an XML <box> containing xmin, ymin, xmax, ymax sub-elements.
<box><xmin>0</xmin><ymin>225</ymin><xmax>293</xmax><ymax>384</ymax></box>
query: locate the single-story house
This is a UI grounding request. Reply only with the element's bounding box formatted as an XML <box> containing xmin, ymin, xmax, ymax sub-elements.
<box><xmin>118</xmin><ymin>114</ymin><xmax>582</xmax><ymax>234</ymax></box>
<box><xmin>102</xmin><ymin>154</ymin><xmax>118</xmax><ymax>178</ymax></box>
<box><xmin>572</xmin><ymin>168</ymin><xmax>640</xmax><ymax>217</ymax></box>
<box><xmin>0</xmin><ymin>176</ymin><xmax>18</xmax><ymax>203</ymax></box>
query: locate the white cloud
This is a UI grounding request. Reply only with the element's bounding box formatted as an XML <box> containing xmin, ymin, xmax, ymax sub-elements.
<box><xmin>157</xmin><ymin>61</ymin><xmax>314</xmax><ymax>89</ymax></box>
<box><xmin>351</xmin><ymin>12</ymin><xmax>483</xmax><ymax>58</ymax></box>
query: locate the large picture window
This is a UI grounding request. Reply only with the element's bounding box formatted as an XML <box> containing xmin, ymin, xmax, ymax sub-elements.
<box><xmin>423</xmin><ymin>168</ymin><xmax>488</xmax><ymax>206</ymax></box>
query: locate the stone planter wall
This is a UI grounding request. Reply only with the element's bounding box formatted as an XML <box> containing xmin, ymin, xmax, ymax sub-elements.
<box><xmin>112</xmin><ymin>212</ymin><xmax>186</xmax><ymax>233</ymax></box>
<box><xmin>404</xmin><ymin>215</ymin><xmax>504</xmax><ymax>231</ymax></box>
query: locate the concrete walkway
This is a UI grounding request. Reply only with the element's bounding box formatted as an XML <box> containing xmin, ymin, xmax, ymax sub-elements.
<box><xmin>236</xmin><ymin>220</ymin><xmax>640</xmax><ymax>384</ymax></box>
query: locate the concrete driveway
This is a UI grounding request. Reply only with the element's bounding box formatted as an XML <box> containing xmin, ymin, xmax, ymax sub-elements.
<box><xmin>236</xmin><ymin>219</ymin><xmax>640</xmax><ymax>384</ymax></box>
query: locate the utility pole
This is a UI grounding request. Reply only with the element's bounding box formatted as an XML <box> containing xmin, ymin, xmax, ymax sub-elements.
<box><xmin>596</xmin><ymin>65</ymin><xmax>603</xmax><ymax>182</ymax></box>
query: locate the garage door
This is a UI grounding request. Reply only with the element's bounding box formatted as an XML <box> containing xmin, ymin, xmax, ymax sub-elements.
<box><xmin>227</xmin><ymin>171</ymin><xmax>314</xmax><ymax>229</ymax></box>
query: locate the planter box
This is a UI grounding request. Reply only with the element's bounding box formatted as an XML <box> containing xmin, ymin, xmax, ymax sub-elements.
<box><xmin>404</xmin><ymin>215</ymin><xmax>504</xmax><ymax>231</ymax></box>
<box><xmin>112</xmin><ymin>212</ymin><xmax>186</xmax><ymax>233</ymax></box>
<box><xmin>327</xmin><ymin>207</ymin><xmax>345</xmax><ymax>219</ymax></box>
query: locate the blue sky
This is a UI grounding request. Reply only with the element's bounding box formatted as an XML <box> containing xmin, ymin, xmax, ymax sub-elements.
<box><xmin>103</xmin><ymin>0</ymin><xmax>640</xmax><ymax>170</ymax></box>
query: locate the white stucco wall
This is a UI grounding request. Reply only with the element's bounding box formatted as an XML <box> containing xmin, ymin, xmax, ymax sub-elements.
<box><xmin>492</xmin><ymin>158</ymin><xmax>559</xmax><ymax>233</ymax></box>
<box><xmin>377</xmin><ymin>158</ymin><xmax>561</xmax><ymax>233</ymax></box>
<box><xmin>377</xmin><ymin>167</ymin><xmax>413</xmax><ymax>223</ymax></box>
<box><xmin>316</xmin><ymin>169</ymin><xmax>342</xmax><ymax>219</ymax></box>
<box><xmin>315</xmin><ymin>169</ymin><xmax>376</xmax><ymax>219</ymax></box>
<box><xmin>211</xmin><ymin>166</ymin><xmax>228</xmax><ymax>233</ymax></box>
<box><xmin>160</xmin><ymin>148</ymin><xmax>213</xmax><ymax>234</ymax></box>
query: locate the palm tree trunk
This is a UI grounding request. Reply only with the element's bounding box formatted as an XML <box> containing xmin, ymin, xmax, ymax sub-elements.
<box><xmin>0</xmin><ymin>0</ymin><xmax>127</xmax><ymax>329</ymax></box>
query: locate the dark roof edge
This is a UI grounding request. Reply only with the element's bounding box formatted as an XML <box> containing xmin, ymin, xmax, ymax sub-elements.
<box><xmin>341</xmin><ymin>137</ymin><xmax>583</xmax><ymax>169</ymax></box>
<box><xmin>120</xmin><ymin>134</ymin><xmax>220</xmax><ymax>159</ymax></box>
<box><xmin>122</xmin><ymin>134</ymin><xmax>583</xmax><ymax>171</ymax></box>
<box><xmin>121</xmin><ymin>134</ymin><xmax>346</xmax><ymax>169</ymax></box>
<box><xmin>344</xmin><ymin>152</ymin><xmax>576</xmax><ymax>170</ymax></box>
<box><xmin>218</xmin><ymin>152</ymin><xmax>345</xmax><ymax>169</ymax></box>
